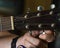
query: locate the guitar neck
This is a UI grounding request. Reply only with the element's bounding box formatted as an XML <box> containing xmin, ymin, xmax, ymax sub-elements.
<box><xmin>0</xmin><ymin>16</ymin><xmax>26</xmax><ymax>32</ymax></box>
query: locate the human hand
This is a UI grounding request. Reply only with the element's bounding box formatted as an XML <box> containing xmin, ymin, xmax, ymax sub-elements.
<box><xmin>16</xmin><ymin>32</ymin><xmax>40</xmax><ymax>48</ymax></box>
<box><xmin>16</xmin><ymin>30</ymin><xmax>55</xmax><ymax>48</ymax></box>
<box><xmin>39</xmin><ymin>30</ymin><xmax>55</xmax><ymax>42</ymax></box>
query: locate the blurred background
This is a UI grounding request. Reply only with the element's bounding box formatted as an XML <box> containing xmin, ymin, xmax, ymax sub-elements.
<box><xmin>0</xmin><ymin>0</ymin><xmax>52</xmax><ymax>16</ymax></box>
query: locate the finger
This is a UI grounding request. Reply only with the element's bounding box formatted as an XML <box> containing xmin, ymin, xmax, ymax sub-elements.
<box><xmin>24</xmin><ymin>39</ymin><xmax>36</xmax><ymax>48</ymax></box>
<box><xmin>24</xmin><ymin>40</ymin><xmax>35</xmax><ymax>48</ymax></box>
<box><xmin>24</xmin><ymin>31</ymin><xmax>39</xmax><ymax>38</ymax></box>
<box><xmin>29</xmin><ymin>30</ymin><xmax>40</xmax><ymax>37</ymax></box>
<box><xmin>24</xmin><ymin>33</ymin><xmax>40</xmax><ymax>46</ymax></box>
<box><xmin>39</xmin><ymin>33</ymin><xmax>47</xmax><ymax>40</ymax></box>
<box><xmin>39</xmin><ymin>30</ymin><xmax>47</xmax><ymax>40</ymax></box>
<box><xmin>39</xmin><ymin>30</ymin><xmax>55</xmax><ymax>42</ymax></box>
<box><xmin>44</xmin><ymin>30</ymin><xmax>53</xmax><ymax>34</ymax></box>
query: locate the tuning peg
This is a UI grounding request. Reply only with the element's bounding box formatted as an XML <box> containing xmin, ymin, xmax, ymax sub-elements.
<box><xmin>24</xmin><ymin>15</ymin><xmax>28</xmax><ymax>18</ymax></box>
<box><xmin>26</xmin><ymin>8</ymin><xmax>31</xmax><ymax>13</ymax></box>
<box><xmin>37</xmin><ymin>6</ymin><xmax>44</xmax><ymax>11</ymax></box>
<box><xmin>50</xmin><ymin>4</ymin><xmax>55</xmax><ymax>9</ymax></box>
<box><xmin>49</xmin><ymin>4</ymin><xmax>55</xmax><ymax>15</ymax></box>
<box><xmin>38</xmin><ymin>24</ymin><xmax>42</xmax><ymax>28</ymax></box>
<box><xmin>37</xmin><ymin>6</ymin><xmax>44</xmax><ymax>16</ymax></box>
<box><xmin>24</xmin><ymin>8</ymin><xmax>31</xmax><ymax>18</ymax></box>
<box><xmin>51</xmin><ymin>23</ymin><xmax>55</xmax><ymax>27</ymax></box>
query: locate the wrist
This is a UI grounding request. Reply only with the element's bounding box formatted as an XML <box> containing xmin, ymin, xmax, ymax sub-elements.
<box><xmin>11</xmin><ymin>36</ymin><xmax>20</xmax><ymax>48</ymax></box>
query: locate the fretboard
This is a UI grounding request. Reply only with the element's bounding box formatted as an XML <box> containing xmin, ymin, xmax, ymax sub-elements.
<box><xmin>0</xmin><ymin>16</ymin><xmax>14</xmax><ymax>32</ymax></box>
<box><xmin>0</xmin><ymin>15</ymin><xmax>27</xmax><ymax>32</ymax></box>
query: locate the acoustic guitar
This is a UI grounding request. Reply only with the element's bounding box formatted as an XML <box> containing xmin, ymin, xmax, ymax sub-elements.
<box><xmin>0</xmin><ymin>8</ymin><xmax>60</xmax><ymax>31</ymax></box>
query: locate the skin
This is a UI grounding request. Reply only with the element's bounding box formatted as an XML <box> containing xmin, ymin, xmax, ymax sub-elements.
<box><xmin>0</xmin><ymin>30</ymin><xmax>55</xmax><ymax>48</ymax></box>
<box><xmin>16</xmin><ymin>30</ymin><xmax>55</xmax><ymax>48</ymax></box>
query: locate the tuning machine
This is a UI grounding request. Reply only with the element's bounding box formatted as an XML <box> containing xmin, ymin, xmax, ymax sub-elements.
<box><xmin>37</xmin><ymin>6</ymin><xmax>44</xmax><ymax>16</ymax></box>
<box><xmin>24</xmin><ymin>8</ymin><xmax>31</xmax><ymax>18</ymax></box>
<box><xmin>49</xmin><ymin>4</ymin><xmax>55</xmax><ymax>15</ymax></box>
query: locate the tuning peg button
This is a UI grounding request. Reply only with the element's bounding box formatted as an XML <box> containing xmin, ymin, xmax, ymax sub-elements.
<box><xmin>37</xmin><ymin>6</ymin><xmax>44</xmax><ymax>11</ymax></box>
<box><xmin>50</xmin><ymin>4</ymin><xmax>55</xmax><ymax>9</ymax></box>
<box><xmin>37</xmin><ymin>6</ymin><xmax>44</xmax><ymax>16</ymax></box>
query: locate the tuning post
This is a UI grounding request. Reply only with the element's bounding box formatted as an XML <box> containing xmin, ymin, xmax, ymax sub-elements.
<box><xmin>25</xmin><ymin>24</ymin><xmax>29</xmax><ymax>29</ymax></box>
<box><xmin>24</xmin><ymin>8</ymin><xmax>30</xmax><ymax>18</ymax></box>
<box><xmin>37</xmin><ymin>6</ymin><xmax>44</xmax><ymax>16</ymax></box>
<box><xmin>24</xmin><ymin>15</ymin><xmax>28</xmax><ymax>18</ymax></box>
<box><xmin>51</xmin><ymin>23</ymin><xmax>55</xmax><ymax>27</ymax></box>
<box><xmin>38</xmin><ymin>24</ymin><xmax>42</xmax><ymax>28</ymax></box>
<box><xmin>49</xmin><ymin>4</ymin><xmax>55</xmax><ymax>15</ymax></box>
<box><xmin>49</xmin><ymin>11</ymin><xmax>53</xmax><ymax>15</ymax></box>
<box><xmin>37</xmin><ymin>13</ymin><xmax>41</xmax><ymax>16</ymax></box>
<box><xmin>26</xmin><ymin>8</ymin><xmax>30</xmax><ymax>13</ymax></box>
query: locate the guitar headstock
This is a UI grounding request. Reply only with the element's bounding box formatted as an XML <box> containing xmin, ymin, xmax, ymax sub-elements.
<box><xmin>14</xmin><ymin>4</ymin><xmax>60</xmax><ymax>31</ymax></box>
<box><xmin>23</xmin><ymin>4</ymin><xmax>57</xmax><ymax>19</ymax></box>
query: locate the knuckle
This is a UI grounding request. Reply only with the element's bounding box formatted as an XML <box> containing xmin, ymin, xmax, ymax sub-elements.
<box><xmin>34</xmin><ymin>39</ymin><xmax>40</xmax><ymax>46</ymax></box>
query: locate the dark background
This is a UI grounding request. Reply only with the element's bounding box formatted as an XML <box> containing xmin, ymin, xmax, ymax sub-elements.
<box><xmin>0</xmin><ymin>0</ymin><xmax>24</xmax><ymax>16</ymax></box>
<box><xmin>52</xmin><ymin>0</ymin><xmax>60</xmax><ymax>9</ymax></box>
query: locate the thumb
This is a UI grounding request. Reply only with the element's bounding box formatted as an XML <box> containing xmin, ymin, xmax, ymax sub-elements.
<box><xmin>24</xmin><ymin>31</ymin><xmax>34</xmax><ymax>38</ymax></box>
